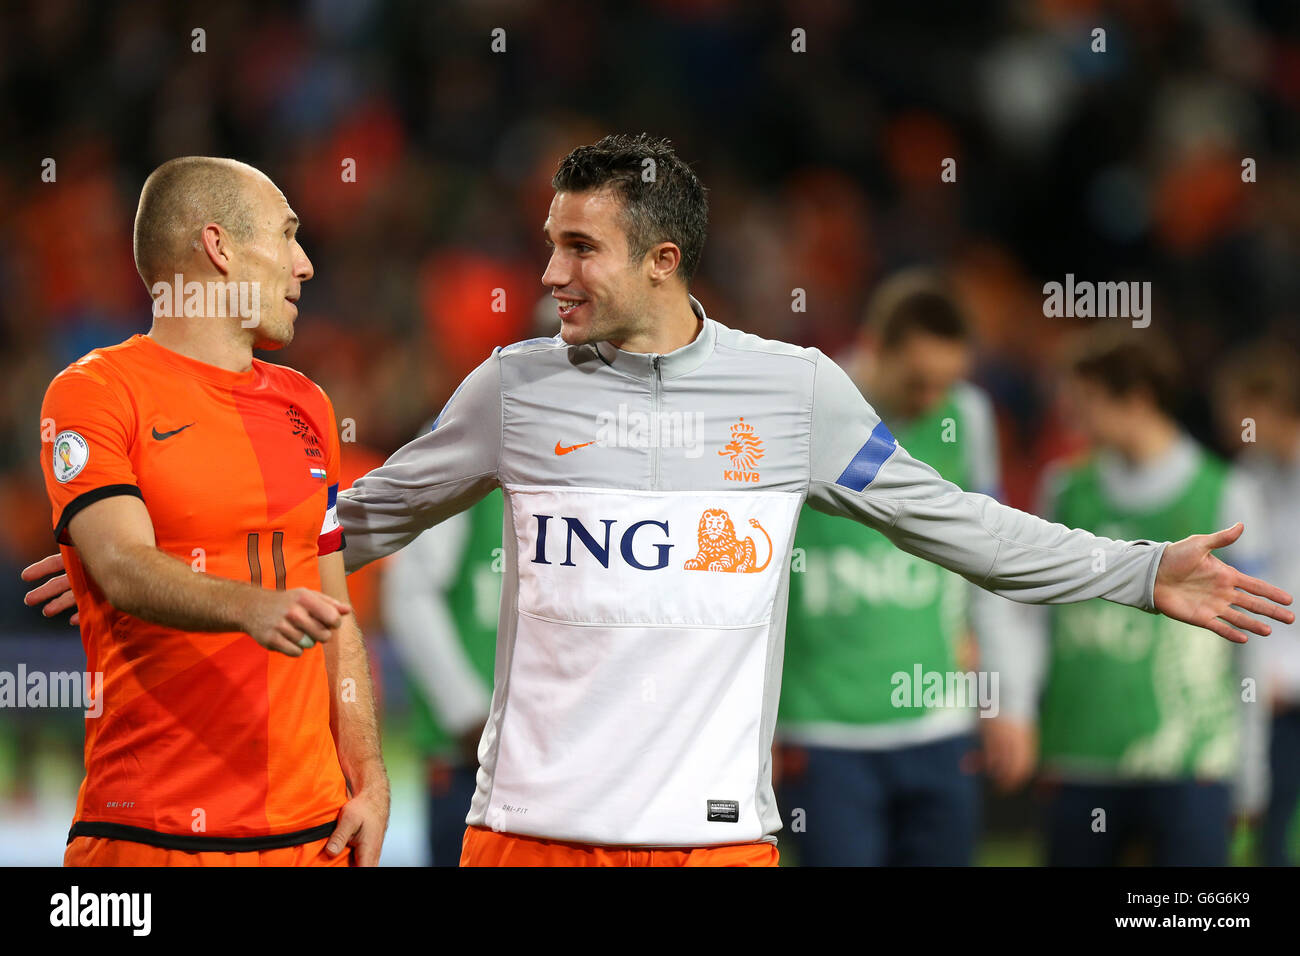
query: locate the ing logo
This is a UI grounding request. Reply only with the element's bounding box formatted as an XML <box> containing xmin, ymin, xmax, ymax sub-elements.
<box><xmin>720</xmin><ymin>418</ymin><xmax>763</xmax><ymax>483</ymax></box>
<box><xmin>683</xmin><ymin>508</ymin><xmax>771</xmax><ymax>573</ymax></box>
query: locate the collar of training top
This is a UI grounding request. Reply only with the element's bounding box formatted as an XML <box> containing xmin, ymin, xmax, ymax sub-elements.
<box><xmin>593</xmin><ymin>294</ymin><xmax>715</xmax><ymax>380</ymax></box>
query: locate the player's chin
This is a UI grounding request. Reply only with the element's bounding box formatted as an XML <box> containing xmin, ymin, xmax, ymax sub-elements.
<box><xmin>253</xmin><ymin>322</ymin><xmax>294</xmax><ymax>351</ymax></box>
<box><xmin>557</xmin><ymin>318</ymin><xmax>593</xmax><ymax>347</ymax></box>
<box><xmin>556</xmin><ymin>314</ymin><xmax>600</xmax><ymax>348</ymax></box>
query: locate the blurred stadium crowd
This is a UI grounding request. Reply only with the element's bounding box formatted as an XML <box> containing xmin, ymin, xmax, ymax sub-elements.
<box><xmin>2</xmin><ymin>0</ymin><xmax>1299</xmax><ymax>864</ymax></box>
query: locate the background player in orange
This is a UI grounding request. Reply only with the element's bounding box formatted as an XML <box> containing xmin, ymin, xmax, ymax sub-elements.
<box><xmin>24</xmin><ymin>157</ymin><xmax>389</xmax><ymax>866</ymax></box>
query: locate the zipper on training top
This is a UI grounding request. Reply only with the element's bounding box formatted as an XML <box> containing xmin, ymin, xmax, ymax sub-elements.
<box><xmin>651</xmin><ymin>355</ymin><xmax>662</xmax><ymax>490</ymax></box>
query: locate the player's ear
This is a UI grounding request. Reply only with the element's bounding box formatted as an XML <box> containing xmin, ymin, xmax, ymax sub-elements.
<box><xmin>646</xmin><ymin>241</ymin><xmax>682</xmax><ymax>285</ymax></box>
<box><xmin>198</xmin><ymin>222</ymin><xmax>233</xmax><ymax>276</ymax></box>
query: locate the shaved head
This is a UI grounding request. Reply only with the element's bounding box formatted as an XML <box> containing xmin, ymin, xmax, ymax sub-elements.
<box><xmin>133</xmin><ymin>157</ymin><xmax>262</xmax><ymax>287</ymax></box>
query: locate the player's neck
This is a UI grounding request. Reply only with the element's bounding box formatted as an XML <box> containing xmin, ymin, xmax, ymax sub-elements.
<box><xmin>147</xmin><ymin>320</ymin><xmax>255</xmax><ymax>374</ymax></box>
<box><xmin>1112</xmin><ymin>413</ymin><xmax>1179</xmax><ymax>466</ymax></box>
<box><xmin>609</xmin><ymin>291</ymin><xmax>701</xmax><ymax>356</ymax></box>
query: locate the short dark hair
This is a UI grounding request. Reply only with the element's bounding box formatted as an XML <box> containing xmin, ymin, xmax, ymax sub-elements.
<box><xmin>1064</xmin><ymin>325</ymin><xmax>1181</xmax><ymax>415</ymax></box>
<box><xmin>552</xmin><ymin>133</ymin><xmax>709</xmax><ymax>282</ymax></box>
<box><xmin>865</xmin><ymin>270</ymin><xmax>972</xmax><ymax>350</ymax></box>
<box><xmin>1214</xmin><ymin>338</ymin><xmax>1300</xmax><ymax>416</ymax></box>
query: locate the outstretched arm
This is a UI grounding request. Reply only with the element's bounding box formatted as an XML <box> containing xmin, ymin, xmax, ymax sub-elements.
<box><xmin>337</xmin><ymin>352</ymin><xmax>502</xmax><ymax>572</ymax></box>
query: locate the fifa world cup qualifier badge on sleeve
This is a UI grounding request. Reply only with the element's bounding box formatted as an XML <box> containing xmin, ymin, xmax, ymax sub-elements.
<box><xmin>53</xmin><ymin>431</ymin><xmax>89</xmax><ymax>483</ymax></box>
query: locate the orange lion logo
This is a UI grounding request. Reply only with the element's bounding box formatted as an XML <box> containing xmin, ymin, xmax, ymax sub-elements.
<box><xmin>683</xmin><ymin>508</ymin><xmax>772</xmax><ymax>573</ymax></box>
<box><xmin>719</xmin><ymin>418</ymin><xmax>764</xmax><ymax>474</ymax></box>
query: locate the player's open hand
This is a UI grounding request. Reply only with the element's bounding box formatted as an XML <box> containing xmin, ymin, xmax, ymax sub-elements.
<box><xmin>244</xmin><ymin>587</ymin><xmax>353</xmax><ymax>657</ymax></box>
<box><xmin>1154</xmin><ymin>523</ymin><xmax>1294</xmax><ymax>643</ymax></box>
<box><xmin>21</xmin><ymin>552</ymin><xmax>78</xmax><ymax>626</ymax></box>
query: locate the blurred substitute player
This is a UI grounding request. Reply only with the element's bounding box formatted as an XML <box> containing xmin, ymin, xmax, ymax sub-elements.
<box><xmin>383</xmin><ymin>473</ymin><xmax>499</xmax><ymax>867</ymax></box>
<box><xmin>1215</xmin><ymin>341</ymin><xmax>1300</xmax><ymax>865</ymax></box>
<box><xmin>29</xmin><ymin>136</ymin><xmax>1293</xmax><ymax>867</ymax></box>
<box><xmin>1012</xmin><ymin>329</ymin><xmax>1268</xmax><ymax>866</ymax></box>
<box><xmin>776</xmin><ymin>272</ymin><xmax>1023</xmax><ymax>865</ymax></box>
<box><xmin>26</xmin><ymin>157</ymin><xmax>389</xmax><ymax>866</ymax></box>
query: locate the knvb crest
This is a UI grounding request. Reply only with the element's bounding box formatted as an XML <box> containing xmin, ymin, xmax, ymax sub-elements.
<box><xmin>286</xmin><ymin>405</ymin><xmax>324</xmax><ymax>459</ymax></box>
<box><xmin>720</xmin><ymin>418</ymin><xmax>763</xmax><ymax>483</ymax></box>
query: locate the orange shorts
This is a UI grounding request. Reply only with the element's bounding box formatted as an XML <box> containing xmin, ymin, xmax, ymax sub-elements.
<box><xmin>64</xmin><ymin>835</ymin><xmax>351</xmax><ymax>867</ymax></box>
<box><xmin>460</xmin><ymin>825</ymin><xmax>779</xmax><ymax>867</ymax></box>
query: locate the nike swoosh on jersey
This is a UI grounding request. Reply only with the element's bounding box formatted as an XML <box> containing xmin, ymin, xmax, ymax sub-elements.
<box><xmin>554</xmin><ymin>440</ymin><xmax>597</xmax><ymax>455</ymax></box>
<box><xmin>152</xmin><ymin>423</ymin><xmax>196</xmax><ymax>441</ymax></box>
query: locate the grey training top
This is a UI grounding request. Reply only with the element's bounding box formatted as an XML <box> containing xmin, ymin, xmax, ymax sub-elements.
<box><xmin>339</xmin><ymin>295</ymin><xmax>1167</xmax><ymax>847</ymax></box>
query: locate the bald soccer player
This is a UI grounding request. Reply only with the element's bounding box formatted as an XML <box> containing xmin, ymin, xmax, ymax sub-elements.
<box><xmin>23</xmin><ymin>157</ymin><xmax>389</xmax><ymax>866</ymax></box>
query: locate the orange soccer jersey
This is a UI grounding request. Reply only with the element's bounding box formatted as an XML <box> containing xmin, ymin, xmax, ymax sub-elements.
<box><xmin>39</xmin><ymin>333</ymin><xmax>347</xmax><ymax>853</ymax></box>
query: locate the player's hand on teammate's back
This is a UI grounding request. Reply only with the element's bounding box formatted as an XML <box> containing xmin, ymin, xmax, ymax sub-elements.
<box><xmin>242</xmin><ymin>587</ymin><xmax>352</xmax><ymax>657</ymax></box>
<box><xmin>21</xmin><ymin>552</ymin><xmax>79</xmax><ymax>626</ymax></box>
<box><xmin>1154</xmin><ymin>522</ymin><xmax>1295</xmax><ymax>643</ymax></box>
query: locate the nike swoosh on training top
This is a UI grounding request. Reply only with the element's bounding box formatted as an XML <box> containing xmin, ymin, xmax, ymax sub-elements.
<box><xmin>152</xmin><ymin>423</ymin><xmax>196</xmax><ymax>441</ymax></box>
<box><xmin>554</xmin><ymin>440</ymin><xmax>597</xmax><ymax>456</ymax></box>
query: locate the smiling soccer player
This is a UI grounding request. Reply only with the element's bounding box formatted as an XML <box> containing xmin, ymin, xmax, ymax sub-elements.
<box><xmin>333</xmin><ymin>134</ymin><xmax>1293</xmax><ymax>867</ymax></box>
